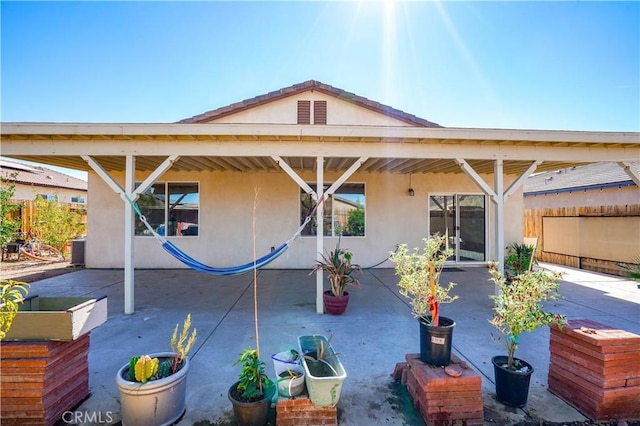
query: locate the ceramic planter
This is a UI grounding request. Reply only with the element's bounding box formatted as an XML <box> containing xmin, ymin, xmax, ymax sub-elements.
<box><xmin>323</xmin><ymin>291</ymin><xmax>349</xmax><ymax>315</ymax></box>
<box><xmin>419</xmin><ymin>316</ymin><xmax>455</xmax><ymax>366</ymax></box>
<box><xmin>298</xmin><ymin>335</ymin><xmax>346</xmax><ymax>407</ymax></box>
<box><xmin>115</xmin><ymin>352</ymin><xmax>189</xmax><ymax>426</ymax></box>
<box><xmin>492</xmin><ymin>355</ymin><xmax>534</xmax><ymax>408</ymax></box>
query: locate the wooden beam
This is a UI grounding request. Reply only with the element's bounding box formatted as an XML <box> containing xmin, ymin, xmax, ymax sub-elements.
<box><xmin>618</xmin><ymin>162</ymin><xmax>640</xmax><ymax>187</ymax></box>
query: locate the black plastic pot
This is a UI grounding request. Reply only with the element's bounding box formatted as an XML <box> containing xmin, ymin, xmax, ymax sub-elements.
<box><xmin>418</xmin><ymin>316</ymin><xmax>455</xmax><ymax>366</ymax></box>
<box><xmin>492</xmin><ymin>355</ymin><xmax>534</xmax><ymax>408</ymax></box>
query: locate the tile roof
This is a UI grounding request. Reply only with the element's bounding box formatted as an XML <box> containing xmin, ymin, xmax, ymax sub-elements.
<box><xmin>178</xmin><ymin>80</ymin><xmax>442</xmax><ymax>127</ymax></box>
<box><xmin>0</xmin><ymin>159</ymin><xmax>87</xmax><ymax>191</ymax></box>
<box><xmin>524</xmin><ymin>162</ymin><xmax>640</xmax><ymax>195</ymax></box>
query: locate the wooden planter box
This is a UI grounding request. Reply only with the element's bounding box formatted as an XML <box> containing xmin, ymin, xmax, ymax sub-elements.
<box><xmin>0</xmin><ymin>296</ymin><xmax>107</xmax><ymax>425</ymax></box>
<box><xmin>4</xmin><ymin>295</ymin><xmax>107</xmax><ymax>341</ymax></box>
<box><xmin>549</xmin><ymin>319</ymin><xmax>640</xmax><ymax>422</ymax></box>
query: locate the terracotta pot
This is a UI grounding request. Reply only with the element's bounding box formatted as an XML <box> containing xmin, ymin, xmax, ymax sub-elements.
<box><xmin>228</xmin><ymin>381</ymin><xmax>272</xmax><ymax>426</ymax></box>
<box><xmin>323</xmin><ymin>291</ymin><xmax>349</xmax><ymax>315</ymax></box>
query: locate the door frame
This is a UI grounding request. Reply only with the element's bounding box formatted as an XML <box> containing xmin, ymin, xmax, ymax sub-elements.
<box><xmin>427</xmin><ymin>192</ymin><xmax>489</xmax><ymax>265</ymax></box>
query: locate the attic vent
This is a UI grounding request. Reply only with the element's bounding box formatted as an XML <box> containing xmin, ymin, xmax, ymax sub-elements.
<box><xmin>297</xmin><ymin>100</ymin><xmax>311</xmax><ymax>124</ymax></box>
<box><xmin>314</xmin><ymin>101</ymin><xmax>327</xmax><ymax>124</ymax></box>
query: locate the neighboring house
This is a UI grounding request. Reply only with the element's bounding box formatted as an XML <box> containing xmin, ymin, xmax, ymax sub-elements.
<box><xmin>0</xmin><ymin>158</ymin><xmax>88</xmax><ymax>235</ymax></box>
<box><xmin>2</xmin><ymin>80</ymin><xmax>638</xmax><ymax>313</ymax></box>
<box><xmin>524</xmin><ymin>162</ymin><xmax>640</xmax><ymax>276</ymax></box>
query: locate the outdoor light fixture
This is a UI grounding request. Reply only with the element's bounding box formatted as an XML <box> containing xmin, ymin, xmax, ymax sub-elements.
<box><xmin>408</xmin><ymin>173</ymin><xmax>415</xmax><ymax>196</ymax></box>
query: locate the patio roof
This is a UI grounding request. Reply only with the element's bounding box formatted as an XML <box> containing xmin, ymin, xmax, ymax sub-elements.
<box><xmin>2</xmin><ymin>123</ymin><xmax>638</xmax><ymax>176</ymax></box>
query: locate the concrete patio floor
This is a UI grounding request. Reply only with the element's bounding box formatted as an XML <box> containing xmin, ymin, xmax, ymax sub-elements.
<box><xmin>23</xmin><ymin>263</ymin><xmax>640</xmax><ymax>425</ymax></box>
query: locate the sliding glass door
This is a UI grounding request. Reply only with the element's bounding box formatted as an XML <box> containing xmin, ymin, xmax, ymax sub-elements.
<box><xmin>429</xmin><ymin>194</ymin><xmax>486</xmax><ymax>262</ymax></box>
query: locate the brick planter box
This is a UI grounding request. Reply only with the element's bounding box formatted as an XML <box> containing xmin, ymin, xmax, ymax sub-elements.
<box><xmin>0</xmin><ymin>335</ymin><xmax>90</xmax><ymax>426</ymax></box>
<box><xmin>549</xmin><ymin>319</ymin><xmax>640</xmax><ymax>422</ymax></box>
<box><xmin>276</xmin><ymin>395</ymin><xmax>337</xmax><ymax>426</ymax></box>
<box><xmin>393</xmin><ymin>353</ymin><xmax>483</xmax><ymax>426</ymax></box>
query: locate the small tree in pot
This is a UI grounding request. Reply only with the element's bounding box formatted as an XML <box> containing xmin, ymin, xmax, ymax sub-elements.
<box><xmin>228</xmin><ymin>349</ymin><xmax>274</xmax><ymax>426</ymax></box>
<box><xmin>390</xmin><ymin>234</ymin><xmax>458</xmax><ymax>366</ymax></box>
<box><xmin>488</xmin><ymin>264</ymin><xmax>566</xmax><ymax>407</ymax></box>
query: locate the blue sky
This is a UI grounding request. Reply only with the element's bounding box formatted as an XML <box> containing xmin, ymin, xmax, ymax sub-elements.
<box><xmin>1</xmin><ymin>1</ymin><xmax>638</xmax><ymax>181</ymax></box>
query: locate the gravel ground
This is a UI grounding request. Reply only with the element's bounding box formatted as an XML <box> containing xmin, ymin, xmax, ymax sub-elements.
<box><xmin>0</xmin><ymin>258</ymin><xmax>84</xmax><ymax>282</ymax></box>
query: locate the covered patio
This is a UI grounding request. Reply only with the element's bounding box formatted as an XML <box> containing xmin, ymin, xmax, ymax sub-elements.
<box><xmin>3</xmin><ymin>121</ymin><xmax>639</xmax><ymax>317</ymax></box>
<box><xmin>22</xmin><ymin>264</ymin><xmax>640</xmax><ymax>425</ymax></box>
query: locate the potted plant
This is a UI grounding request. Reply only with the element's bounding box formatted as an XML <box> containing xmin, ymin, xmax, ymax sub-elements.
<box><xmin>389</xmin><ymin>234</ymin><xmax>458</xmax><ymax>366</ymax></box>
<box><xmin>115</xmin><ymin>314</ymin><xmax>197</xmax><ymax>426</ymax></box>
<box><xmin>227</xmin><ymin>190</ymin><xmax>275</xmax><ymax>425</ymax></box>
<box><xmin>309</xmin><ymin>239</ymin><xmax>362</xmax><ymax>315</ymax></box>
<box><xmin>228</xmin><ymin>348</ymin><xmax>275</xmax><ymax>426</ymax></box>
<box><xmin>488</xmin><ymin>264</ymin><xmax>566</xmax><ymax>407</ymax></box>
<box><xmin>504</xmin><ymin>242</ymin><xmax>537</xmax><ymax>281</ymax></box>
<box><xmin>298</xmin><ymin>334</ymin><xmax>347</xmax><ymax>407</ymax></box>
<box><xmin>272</xmin><ymin>349</ymin><xmax>306</xmax><ymax>398</ymax></box>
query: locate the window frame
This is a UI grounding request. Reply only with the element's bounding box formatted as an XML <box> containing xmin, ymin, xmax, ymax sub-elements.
<box><xmin>134</xmin><ymin>181</ymin><xmax>200</xmax><ymax>238</ymax></box>
<box><xmin>300</xmin><ymin>182</ymin><xmax>366</xmax><ymax>237</ymax></box>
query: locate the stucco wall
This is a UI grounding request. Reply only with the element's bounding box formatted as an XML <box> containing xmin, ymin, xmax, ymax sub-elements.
<box><xmin>86</xmin><ymin>170</ymin><xmax>522</xmax><ymax>269</ymax></box>
<box><xmin>12</xmin><ymin>183</ymin><xmax>86</xmax><ymax>204</ymax></box>
<box><xmin>206</xmin><ymin>92</ymin><xmax>414</xmax><ymax>127</ymax></box>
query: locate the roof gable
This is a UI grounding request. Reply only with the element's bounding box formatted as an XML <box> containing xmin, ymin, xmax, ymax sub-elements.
<box><xmin>178</xmin><ymin>80</ymin><xmax>441</xmax><ymax>127</ymax></box>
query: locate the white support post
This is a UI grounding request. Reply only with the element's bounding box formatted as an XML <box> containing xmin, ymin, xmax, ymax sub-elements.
<box><xmin>83</xmin><ymin>154</ymin><xmax>179</xmax><ymax>314</ymax></box>
<box><xmin>494</xmin><ymin>160</ymin><xmax>505</xmax><ymax>274</ymax></box>
<box><xmin>316</xmin><ymin>157</ymin><xmax>324</xmax><ymax>314</ymax></box>
<box><xmin>124</xmin><ymin>155</ymin><xmax>135</xmax><ymax>314</ymax></box>
<box><xmin>618</xmin><ymin>162</ymin><xmax>640</xmax><ymax>187</ymax></box>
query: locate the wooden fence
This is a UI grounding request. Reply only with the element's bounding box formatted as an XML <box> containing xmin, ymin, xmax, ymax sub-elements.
<box><xmin>524</xmin><ymin>204</ymin><xmax>640</xmax><ymax>276</ymax></box>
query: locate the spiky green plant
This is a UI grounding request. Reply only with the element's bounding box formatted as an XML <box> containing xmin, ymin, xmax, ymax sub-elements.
<box><xmin>309</xmin><ymin>239</ymin><xmax>362</xmax><ymax>297</ymax></box>
<box><xmin>617</xmin><ymin>255</ymin><xmax>640</xmax><ymax>281</ymax></box>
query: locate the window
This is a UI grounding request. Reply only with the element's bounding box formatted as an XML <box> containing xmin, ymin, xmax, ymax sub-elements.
<box><xmin>38</xmin><ymin>194</ymin><xmax>58</xmax><ymax>202</ymax></box>
<box><xmin>300</xmin><ymin>183</ymin><xmax>365</xmax><ymax>236</ymax></box>
<box><xmin>71</xmin><ymin>196</ymin><xmax>86</xmax><ymax>204</ymax></box>
<box><xmin>135</xmin><ymin>182</ymin><xmax>199</xmax><ymax>237</ymax></box>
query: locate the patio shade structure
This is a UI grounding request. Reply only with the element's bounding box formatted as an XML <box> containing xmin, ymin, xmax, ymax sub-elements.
<box><xmin>2</xmin><ymin>113</ymin><xmax>639</xmax><ymax>314</ymax></box>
